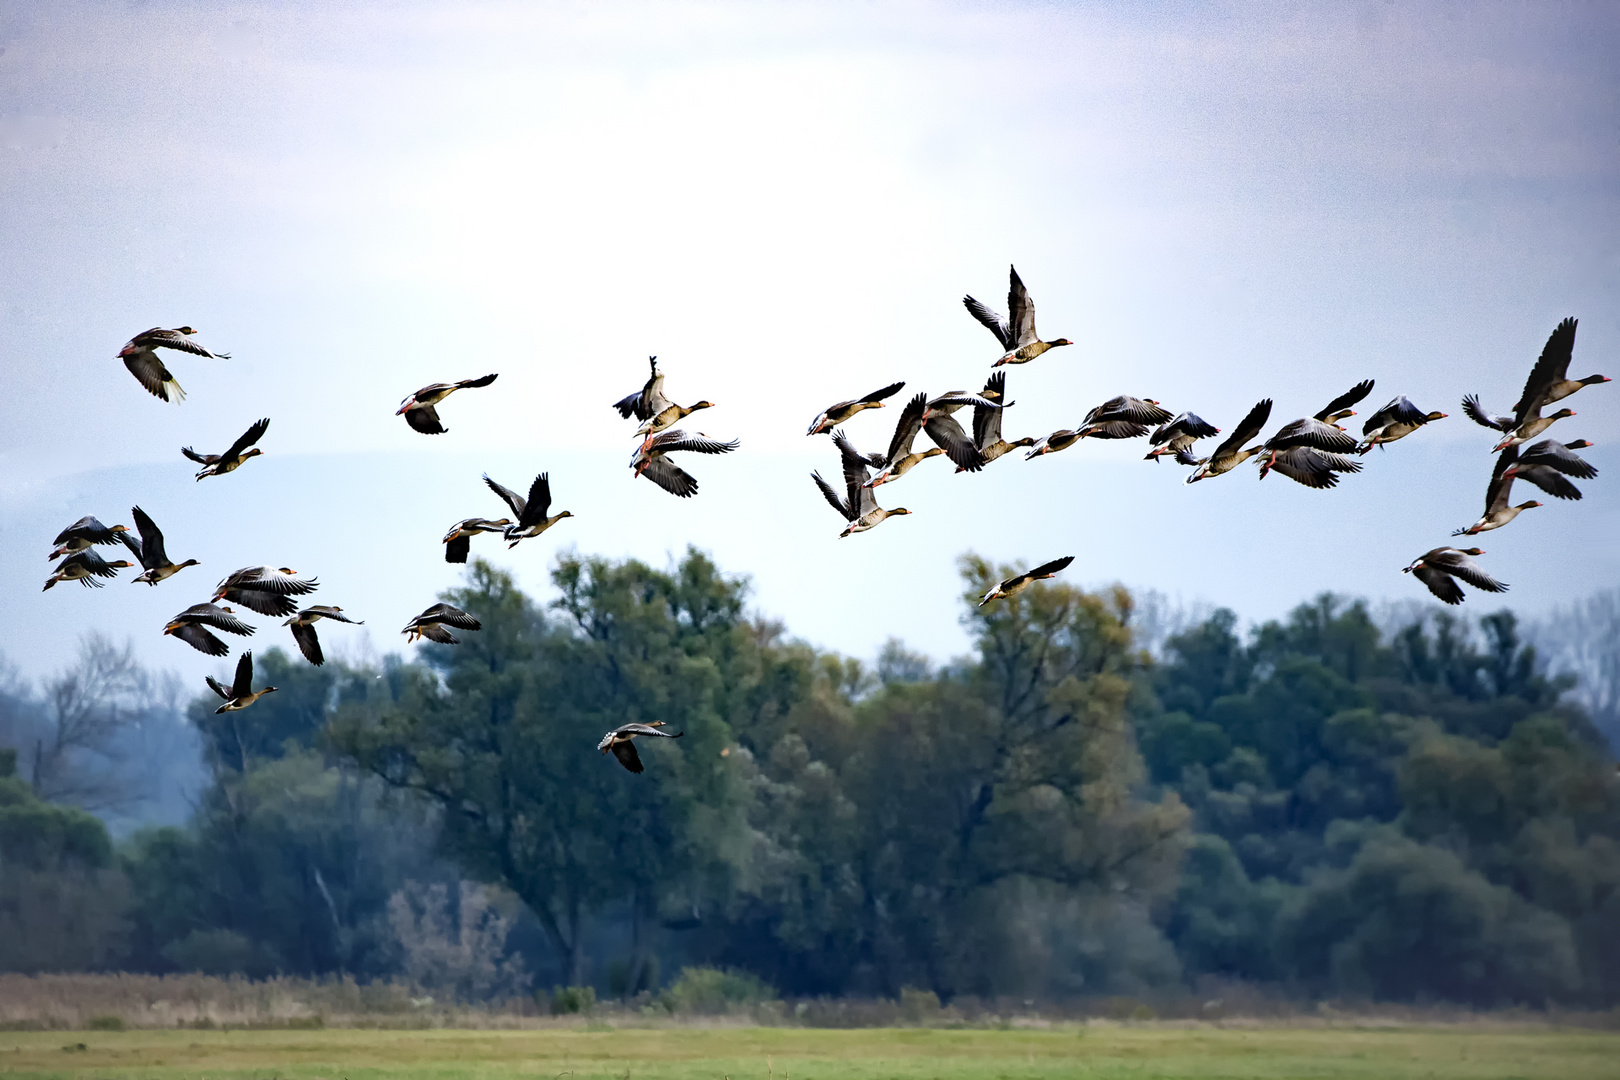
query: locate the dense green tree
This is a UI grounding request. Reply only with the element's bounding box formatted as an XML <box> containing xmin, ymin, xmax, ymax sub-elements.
<box><xmin>332</xmin><ymin>554</ymin><xmax>760</xmax><ymax>987</ymax></box>
<box><xmin>0</xmin><ymin>749</ymin><xmax>128</xmax><ymax>972</ymax></box>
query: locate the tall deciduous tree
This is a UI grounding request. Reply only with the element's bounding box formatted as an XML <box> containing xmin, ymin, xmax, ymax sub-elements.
<box><xmin>332</xmin><ymin>555</ymin><xmax>756</xmax><ymax>986</ymax></box>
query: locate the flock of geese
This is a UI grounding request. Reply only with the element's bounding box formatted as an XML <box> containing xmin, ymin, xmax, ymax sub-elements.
<box><xmin>797</xmin><ymin>269</ymin><xmax>1606</xmax><ymax>608</ymax></box>
<box><xmin>40</xmin><ymin>271</ymin><xmax>1609</xmax><ymax>770</ymax></box>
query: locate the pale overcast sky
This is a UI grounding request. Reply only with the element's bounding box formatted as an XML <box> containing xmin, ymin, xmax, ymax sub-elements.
<box><xmin>2</xmin><ymin>1</ymin><xmax>1617</xmax><ymax>686</ymax></box>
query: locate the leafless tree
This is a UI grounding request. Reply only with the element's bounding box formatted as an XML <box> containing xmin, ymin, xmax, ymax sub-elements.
<box><xmin>1527</xmin><ymin>587</ymin><xmax>1620</xmax><ymax>750</ymax></box>
<box><xmin>25</xmin><ymin>633</ymin><xmax>179</xmax><ymax>813</ymax></box>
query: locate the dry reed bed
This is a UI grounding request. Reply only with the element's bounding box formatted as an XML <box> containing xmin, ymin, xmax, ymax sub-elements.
<box><xmin>3</xmin><ymin>974</ymin><xmax>1617</xmax><ymax>1032</ymax></box>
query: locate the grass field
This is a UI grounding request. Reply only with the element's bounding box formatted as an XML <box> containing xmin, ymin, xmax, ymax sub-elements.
<box><xmin>0</xmin><ymin>1024</ymin><xmax>1614</xmax><ymax>1080</ymax></box>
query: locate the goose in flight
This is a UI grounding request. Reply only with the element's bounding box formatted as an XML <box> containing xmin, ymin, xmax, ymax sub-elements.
<box><xmin>1257</xmin><ymin>446</ymin><xmax>1363</xmax><ymax>489</ymax></box>
<box><xmin>963</xmin><ymin>265</ymin><xmax>1073</xmax><ymax>367</ymax></box>
<box><xmin>1516</xmin><ymin>438</ymin><xmax>1596</xmax><ymax>480</ymax></box>
<box><xmin>964</xmin><ymin>371</ymin><xmax>1035</xmax><ymax>468</ymax></box>
<box><xmin>48</xmin><ymin>516</ymin><xmax>128</xmax><ymax>560</ymax></box>
<box><xmin>619</xmin><ymin>360</ymin><xmax>716</xmax><ymax>436</ymax></box>
<box><xmin>1463</xmin><ymin>319</ymin><xmax>1602</xmax><ymax>443</ymax></box>
<box><xmin>1083</xmin><ymin>396</ymin><xmax>1173</xmax><ymax>428</ymax></box>
<box><xmin>396</xmin><ymin>374</ymin><xmax>498</xmax><ymax>434</ymax></box>
<box><xmin>1452</xmin><ymin>447</ymin><xmax>1541</xmax><ymax>535</ymax></box>
<box><xmin>1402</xmin><ymin>547</ymin><xmax>1507</xmax><ymax>606</ymax></box>
<box><xmin>402</xmin><ymin>603</ymin><xmax>481</xmax><ymax>645</ymax></box>
<box><xmin>597</xmin><ymin>721</ymin><xmax>685</xmax><ymax>774</ymax></box>
<box><xmin>118</xmin><ymin>326</ymin><xmax>230</xmax><ymax>402</ymax></box>
<box><xmin>1357</xmin><ymin>396</ymin><xmax>1447</xmax><ymax>453</ymax></box>
<box><xmin>1314</xmin><ymin>380</ymin><xmax>1374</xmax><ymax>426</ymax></box>
<box><xmin>44</xmin><ymin>549</ymin><xmax>133</xmax><ymax>591</ymax></box>
<box><xmin>1491</xmin><ymin>404</ymin><xmax>1576</xmax><ymax>453</ymax></box>
<box><xmin>1511</xmin><ymin>318</ymin><xmax>1608</xmax><ymax>413</ymax></box>
<box><xmin>164</xmin><ymin>602</ymin><xmax>255</xmax><ymax>657</ymax></box>
<box><xmin>1145</xmin><ymin>412</ymin><xmax>1220</xmax><ymax>462</ymax></box>
<box><xmin>1260</xmin><ymin>382</ymin><xmax>1370</xmax><ymax>462</ymax></box>
<box><xmin>213</xmin><ymin>566</ymin><xmax>319</xmax><ymax>618</ymax></box>
<box><xmin>865</xmin><ymin>394</ymin><xmax>946</xmax><ymax>487</ymax></box>
<box><xmin>1025</xmin><ymin>428</ymin><xmax>1084</xmax><ymax>460</ymax></box>
<box><xmin>978</xmin><ymin>556</ymin><xmax>1076</xmax><ymax>607</ymax></box>
<box><xmin>442</xmin><ymin>517</ymin><xmax>513</xmax><ymax>563</ymax></box>
<box><xmin>183</xmin><ymin>418</ymin><xmax>269</xmax><ymax>480</ymax></box>
<box><xmin>812</xmin><ymin>428</ymin><xmax>911</xmax><ymax>536</ymax></box>
<box><xmin>1185</xmin><ymin>399</ymin><xmax>1274</xmax><ymax>483</ymax></box>
<box><xmin>284</xmin><ymin>606</ymin><xmax>363</xmax><ymax>667</ymax></box>
<box><xmin>919</xmin><ymin>390</ymin><xmax>1002</xmax><ymax>472</ymax></box>
<box><xmin>206</xmin><ymin>652</ymin><xmax>278</xmax><ymax>714</ymax></box>
<box><xmin>117</xmin><ymin>506</ymin><xmax>199</xmax><ymax>585</ymax></box>
<box><xmin>631</xmin><ymin>431</ymin><xmax>739</xmax><ymax>498</ymax></box>
<box><xmin>484</xmin><ymin>472</ymin><xmax>573</xmax><ymax>545</ymax></box>
<box><xmin>807</xmin><ymin>381</ymin><xmax>906</xmax><ymax>435</ymax></box>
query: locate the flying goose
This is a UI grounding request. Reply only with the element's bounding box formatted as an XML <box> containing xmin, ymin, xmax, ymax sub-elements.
<box><xmin>183</xmin><ymin>418</ymin><xmax>269</xmax><ymax>480</ymax></box>
<box><xmin>1491</xmin><ymin>404</ymin><xmax>1576</xmax><ymax>453</ymax></box>
<box><xmin>118</xmin><ymin>327</ymin><xmax>230</xmax><ymax>402</ymax></box>
<box><xmin>284</xmin><ymin>606</ymin><xmax>363</xmax><ymax>666</ymax></box>
<box><xmin>807</xmin><ymin>381</ymin><xmax>906</xmax><ymax>435</ymax></box>
<box><xmin>164</xmin><ymin>602</ymin><xmax>255</xmax><ymax>656</ymax></box>
<box><xmin>396</xmin><ymin>374</ymin><xmax>498</xmax><ymax>434</ymax></box>
<box><xmin>978</xmin><ymin>556</ymin><xmax>1076</xmax><ymax>607</ymax></box>
<box><xmin>442</xmin><ymin>517</ymin><xmax>513</xmax><ymax>563</ymax></box>
<box><xmin>213</xmin><ymin>566</ymin><xmax>319</xmax><ymax>618</ymax></box>
<box><xmin>48</xmin><ymin>516</ymin><xmax>128</xmax><ymax>560</ymax></box>
<box><xmin>865</xmin><ymin>394</ymin><xmax>946</xmax><ymax>487</ymax></box>
<box><xmin>1083</xmin><ymin>396</ymin><xmax>1174</xmax><ymax>428</ymax></box>
<box><xmin>1257</xmin><ymin>446</ymin><xmax>1363</xmax><ymax>489</ymax></box>
<box><xmin>1463</xmin><ymin>320</ymin><xmax>1603</xmax><ymax>440</ymax></box>
<box><xmin>206</xmin><ymin>652</ymin><xmax>278</xmax><ymax>714</ymax></box>
<box><xmin>1357</xmin><ymin>396</ymin><xmax>1447</xmax><ymax>453</ymax></box>
<box><xmin>1145</xmin><ymin>412</ymin><xmax>1220</xmax><ymax>462</ymax></box>
<box><xmin>44</xmin><ymin>549</ymin><xmax>133</xmax><ymax>591</ymax></box>
<box><xmin>1512</xmin><ymin>318</ymin><xmax>1608</xmax><ymax>413</ymax></box>
<box><xmin>1516</xmin><ymin>439</ymin><xmax>1596</xmax><ymax>480</ymax></box>
<box><xmin>597</xmin><ymin>721</ymin><xmax>685</xmax><ymax>774</ymax></box>
<box><xmin>812</xmin><ymin>429</ymin><xmax>911</xmax><ymax>536</ymax></box>
<box><xmin>630</xmin><ymin>431</ymin><xmax>739</xmax><ymax>498</ymax></box>
<box><xmin>1025</xmin><ymin>428</ymin><xmax>1084</xmax><ymax>460</ymax></box>
<box><xmin>117</xmin><ymin>506</ymin><xmax>199</xmax><ymax>585</ymax></box>
<box><xmin>1402</xmin><ymin>547</ymin><xmax>1507</xmax><ymax>606</ymax></box>
<box><xmin>1452</xmin><ymin>446</ymin><xmax>1542</xmax><ymax>535</ymax></box>
<box><xmin>1314</xmin><ymin>380</ymin><xmax>1375</xmax><ymax>426</ymax></box>
<box><xmin>402</xmin><ymin>603</ymin><xmax>481</xmax><ymax>645</ymax></box>
<box><xmin>631</xmin><ymin>370</ymin><xmax>716</xmax><ymax>436</ymax></box>
<box><xmin>963</xmin><ymin>371</ymin><xmax>1035</xmax><ymax>468</ymax></box>
<box><xmin>963</xmin><ymin>265</ymin><xmax>1073</xmax><ymax>367</ymax></box>
<box><xmin>1260</xmin><ymin>383</ymin><xmax>1369</xmax><ymax>461</ymax></box>
<box><xmin>484</xmin><ymin>472</ymin><xmax>573</xmax><ymax>544</ymax></box>
<box><xmin>920</xmin><ymin>391</ymin><xmax>1001</xmax><ymax>471</ymax></box>
<box><xmin>1185</xmin><ymin>399</ymin><xmax>1274</xmax><ymax>483</ymax></box>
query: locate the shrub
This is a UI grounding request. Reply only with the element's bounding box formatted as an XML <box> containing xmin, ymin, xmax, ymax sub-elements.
<box><xmin>898</xmin><ymin>987</ymin><xmax>941</xmax><ymax>1024</ymax></box>
<box><xmin>548</xmin><ymin>985</ymin><xmax>596</xmax><ymax>1015</ymax></box>
<box><xmin>660</xmin><ymin>966</ymin><xmax>776</xmax><ymax>1015</ymax></box>
<box><xmin>85</xmin><ymin>1015</ymin><xmax>125</xmax><ymax>1031</ymax></box>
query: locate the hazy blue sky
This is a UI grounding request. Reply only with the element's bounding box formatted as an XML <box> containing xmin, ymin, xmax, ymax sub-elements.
<box><xmin>2</xmin><ymin>1</ymin><xmax>1617</xmax><ymax>687</ymax></box>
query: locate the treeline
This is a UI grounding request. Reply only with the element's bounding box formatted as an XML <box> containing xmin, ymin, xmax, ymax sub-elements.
<box><xmin>2</xmin><ymin>551</ymin><xmax>1617</xmax><ymax>1007</ymax></box>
